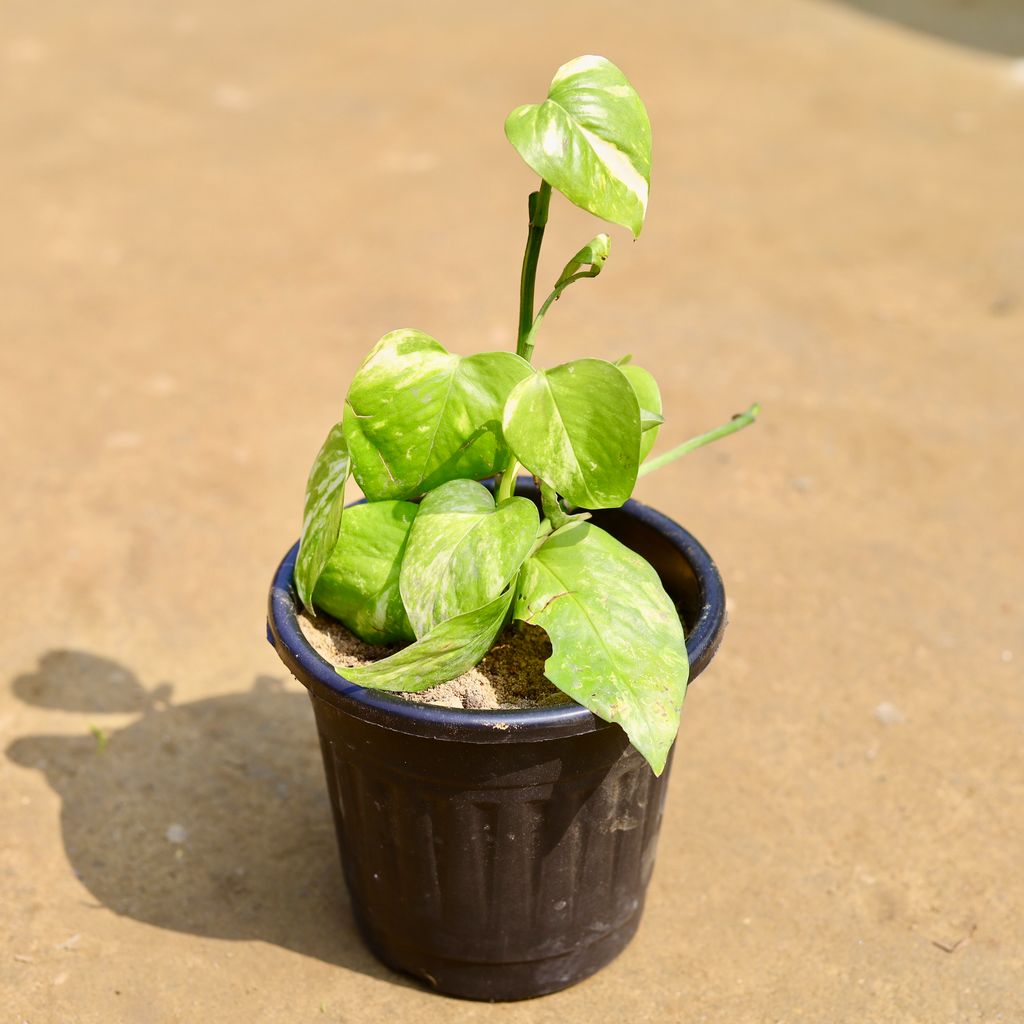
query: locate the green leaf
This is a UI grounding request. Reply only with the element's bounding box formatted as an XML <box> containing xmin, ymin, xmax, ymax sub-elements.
<box><xmin>618</xmin><ymin>363</ymin><xmax>663</xmax><ymax>462</ymax></box>
<box><xmin>400</xmin><ymin>479</ymin><xmax>539</xmax><ymax>638</ymax></box>
<box><xmin>505</xmin><ymin>55</ymin><xmax>652</xmax><ymax>238</ymax></box>
<box><xmin>555</xmin><ymin>233</ymin><xmax>611</xmax><ymax>289</ymax></box>
<box><xmin>296</xmin><ymin>420</ymin><xmax>351</xmax><ymax>613</ymax></box>
<box><xmin>341</xmin><ymin>589</ymin><xmax>515</xmax><ymax>692</ymax></box>
<box><xmin>515</xmin><ymin>522</ymin><xmax>688</xmax><ymax>775</ymax></box>
<box><xmin>503</xmin><ymin>358</ymin><xmax>640</xmax><ymax>509</ymax></box>
<box><xmin>343</xmin><ymin>330</ymin><xmax>532</xmax><ymax>501</ymax></box>
<box><xmin>312</xmin><ymin>500</ymin><xmax>418</xmax><ymax>644</ymax></box>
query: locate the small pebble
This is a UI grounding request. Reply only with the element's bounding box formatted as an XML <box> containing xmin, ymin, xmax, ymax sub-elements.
<box><xmin>874</xmin><ymin>702</ymin><xmax>905</xmax><ymax>726</ymax></box>
<box><xmin>165</xmin><ymin>823</ymin><xmax>188</xmax><ymax>844</ymax></box>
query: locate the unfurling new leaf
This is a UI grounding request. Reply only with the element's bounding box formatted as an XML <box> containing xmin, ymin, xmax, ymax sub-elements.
<box><xmin>555</xmin><ymin>234</ymin><xmax>611</xmax><ymax>289</ymax></box>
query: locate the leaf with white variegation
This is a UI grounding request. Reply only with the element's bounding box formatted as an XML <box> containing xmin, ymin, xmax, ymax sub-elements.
<box><xmin>515</xmin><ymin>522</ymin><xmax>689</xmax><ymax>775</ymax></box>
<box><xmin>341</xmin><ymin>589</ymin><xmax>515</xmax><ymax>692</ymax></box>
<box><xmin>502</xmin><ymin>358</ymin><xmax>640</xmax><ymax>509</ymax></box>
<box><xmin>505</xmin><ymin>55</ymin><xmax>652</xmax><ymax>237</ymax></box>
<box><xmin>618</xmin><ymin>363</ymin><xmax>663</xmax><ymax>462</ymax></box>
<box><xmin>400</xmin><ymin>479</ymin><xmax>539</xmax><ymax>637</ymax></box>
<box><xmin>344</xmin><ymin>330</ymin><xmax>532</xmax><ymax>501</ymax></box>
<box><xmin>312</xmin><ymin>500</ymin><xmax>417</xmax><ymax>644</ymax></box>
<box><xmin>295</xmin><ymin>420</ymin><xmax>350</xmax><ymax>613</ymax></box>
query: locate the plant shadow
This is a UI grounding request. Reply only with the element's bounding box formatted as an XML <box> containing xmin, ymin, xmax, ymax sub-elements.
<box><xmin>5</xmin><ymin>650</ymin><xmax>413</xmax><ymax>987</ymax></box>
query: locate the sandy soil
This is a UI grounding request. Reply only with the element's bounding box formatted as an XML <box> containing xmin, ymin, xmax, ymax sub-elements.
<box><xmin>2</xmin><ymin>1</ymin><xmax>1022</xmax><ymax>1021</ymax></box>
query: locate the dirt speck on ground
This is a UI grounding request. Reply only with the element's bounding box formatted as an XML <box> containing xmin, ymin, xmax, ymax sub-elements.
<box><xmin>298</xmin><ymin>612</ymin><xmax>570</xmax><ymax>709</ymax></box>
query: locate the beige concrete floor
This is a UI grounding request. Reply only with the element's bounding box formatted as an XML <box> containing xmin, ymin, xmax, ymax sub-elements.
<box><xmin>2</xmin><ymin>1</ymin><xmax>1022</xmax><ymax>1021</ymax></box>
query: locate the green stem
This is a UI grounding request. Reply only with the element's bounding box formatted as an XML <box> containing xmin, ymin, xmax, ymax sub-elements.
<box><xmin>519</xmin><ymin>270</ymin><xmax>595</xmax><ymax>363</ymax></box>
<box><xmin>516</xmin><ymin>181</ymin><xmax>551</xmax><ymax>357</ymax></box>
<box><xmin>638</xmin><ymin>403</ymin><xmax>761</xmax><ymax>478</ymax></box>
<box><xmin>498</xmin><ymin>180</ymin><xmax>551</xmax><ymax>503</ymax></box>
<box><xmin>496</xmin><ymin>462</ymin><xmax>519</xmax><ymax>503</ymax></box>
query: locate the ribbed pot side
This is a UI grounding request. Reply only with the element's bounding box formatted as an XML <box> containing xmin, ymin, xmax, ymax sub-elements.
<box><xmin>267</xmin><ymin>490</ymin><xmax>726</xmax><ymax>1001</ymax></box>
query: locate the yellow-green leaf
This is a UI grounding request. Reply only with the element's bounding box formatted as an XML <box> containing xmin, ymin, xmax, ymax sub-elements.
<box><xmin>313</xmin><ymin>500</ymin><xmax>417</xmax><ymax>644</ymax></box>
<box><xmin>515</xmin><ymin>522</ymin><xmax>689</xmax><ymax>774</ymax></box>
<box><xmin>344</xmin><ymin>330</ymin><xmax>532</xmax><ymax>500</ymax></box>
<box><xmin>506</xmin><ymin>55</ymin><xmax>652</xmax><ymax>237</ymax></box>
<box><xmin>399</xmin><ymin>479</ymin><xmax>539</xmax><ymax>637</ymax></box>
<box><xmin>502</xmin><ymin>358</ymin><xmax>640</xmax><ymax>509</ymax></box>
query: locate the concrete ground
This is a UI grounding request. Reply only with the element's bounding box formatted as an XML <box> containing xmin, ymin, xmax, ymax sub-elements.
<box><xmin>2</xmin><ymin>1</ymin><xmax>1022</xmax><ymax>1021</ymax></box>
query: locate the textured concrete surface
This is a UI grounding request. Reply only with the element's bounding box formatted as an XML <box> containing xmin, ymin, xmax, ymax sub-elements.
<box><xmin>2</xmin><ymin>1</ymin><xmax>1023</xmax><ymax>1021</ymax></box>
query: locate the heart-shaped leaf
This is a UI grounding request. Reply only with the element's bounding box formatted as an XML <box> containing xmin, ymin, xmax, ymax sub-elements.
<box><xmin>399</xmin><ymin>479</ymin><xmax>539</xmax><ymax>637</ymax></box>
<box><xmin>296</xmin><ymin>420</ymin><xmax>350</xmax><ymax>613</ymax></box>
<box><xmin>515</xmin><ymin>522</ymin><xmax>689</xmax><ymax>775</ymax></box>
<box><xmin>503</xmin><ymin>358</ymin><xmax>640</xmax><ymax>509</ymax></box>
<box><xmin>505</xmin><ymin>55</ymin><xmax>652</xmax><ymax>237</ymax></box>
<box><xmin>341</xmin><ymin>588</ymin><xmax>515</xmax><ymax>692</ymax></box>
<box><xmin>618</xmin><ymin>363</ymin><xmax>663</xmax><ymax>462</ymax></box>
<box><xmin>344</xmin><ymin>329</ymin><xmax>533</xmax><ymax>501</ymax></box>
<box><xmin>312</xmin><ymin>500</ymin><xmax>418</xmax><ymax>644</ymax></box>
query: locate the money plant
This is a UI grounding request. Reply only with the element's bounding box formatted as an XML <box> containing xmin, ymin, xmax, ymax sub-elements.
<box><xmin>294</xmin><ymin>55</ymin><xmax>757</xmax><ymax>775</ymax></box>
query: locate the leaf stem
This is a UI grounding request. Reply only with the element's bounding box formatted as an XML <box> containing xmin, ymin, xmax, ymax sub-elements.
<box><xmin>638</xmin><ymin>403</ymin><xmax>761</xmax><ymax>478</ymax></box>
<box><xmin>520</xmin><ymin>269</ymin><xmax>597</xmax><ymax>363</ymax></box>
<box><xmin>496</xmin><ymin>463</ymin><xmax>518</xmax><ymax>503</ymax></box>
<box><xmin>516</xmin><ymin>181</ymin><xmax>552</xmax><ymax>357</ymax></box>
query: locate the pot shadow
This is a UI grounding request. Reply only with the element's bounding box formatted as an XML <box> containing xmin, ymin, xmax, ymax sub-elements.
<box><xmin>6</xmin><ymin>649</ymin><xmax>413</xmax><ymax>987</ymax></box>
<box><xmin>828</xmin><ymin>0</ymin><xmax>1024</xmax><ymax>57</ymax></box>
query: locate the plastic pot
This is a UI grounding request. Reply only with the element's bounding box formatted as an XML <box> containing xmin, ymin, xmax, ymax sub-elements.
<box><xmin>266</xmin><ymin>481</ymin><xmax>726</xmax><ymax>1001</ymax></box>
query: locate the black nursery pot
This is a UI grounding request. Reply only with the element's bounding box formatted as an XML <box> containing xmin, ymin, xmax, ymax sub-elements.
<box><xmin>266</xmin><ymin>482</ymin><xmax>726</xmax><ymax>1001</ymax></box>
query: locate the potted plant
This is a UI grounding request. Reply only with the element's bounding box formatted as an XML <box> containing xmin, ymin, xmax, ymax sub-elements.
<box><xmin>267</xmin><ymin>54</ymin><xmax>757</xmax><ymax>1001</ymax></box>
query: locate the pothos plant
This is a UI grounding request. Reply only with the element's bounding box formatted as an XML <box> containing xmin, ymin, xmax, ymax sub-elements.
<box><xmin>294</xmin><ymin>55</ymin><xmax>757</xmax><ymax>775</ymax></box>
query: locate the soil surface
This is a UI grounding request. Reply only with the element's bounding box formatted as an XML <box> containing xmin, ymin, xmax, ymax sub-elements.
<box><xmin>3</xmin><ymin>2</ymin><xmax>1023</xmax><ymax>1021</ymax></box>
<box><xmin>299</xmin><ymin>613</ymin><xmax>567</xmax><ymax>709</ymax></box>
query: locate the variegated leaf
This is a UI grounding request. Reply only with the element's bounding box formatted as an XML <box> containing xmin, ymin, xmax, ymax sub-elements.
<box><xmin>506</xmin><ymin>55</ymin><xmax>652</xmax><ymax>237</ymax></box>
<box><xmin>295</xmin><ymin>420</ymin><xmax>350</xmax><ymax>613</ymax></box>
<box><xmin>618</xmin><ymin>363</ymin><xmax>663</xmax><ymax>462</ymax></box>
<box><xmin>515</xmin><ymin>522</ymin><xmax>689</xmax><ymax>775</ymax></box>
<box><xmin>399</xmin><ymin>479</ymin><xmax>539</xmax><ymax>637</ymax></box>
<box><xmin>343</xmin><ymin>329</ymin><xmax>532</xmax><ymax>500</ymax></box>
<box><xmin>313</xmin><ymin>500</ymin><xmax>418</xmax><ymax>644</ymax></box>
<box><xmin>341</xmin><ymin>588</ymin><xmax>515</xmax><ymax>692</ymax></box>
<box><xmin>502</xmin><ymin>358</ymin><xmax>640</xmax><ymax>509</ymax></box>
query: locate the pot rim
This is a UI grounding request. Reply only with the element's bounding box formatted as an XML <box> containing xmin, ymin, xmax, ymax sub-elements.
<box><xmin>267</xmin><ymin>487</ymin><xmax>726</xmax><ymax>743</ymax></box>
